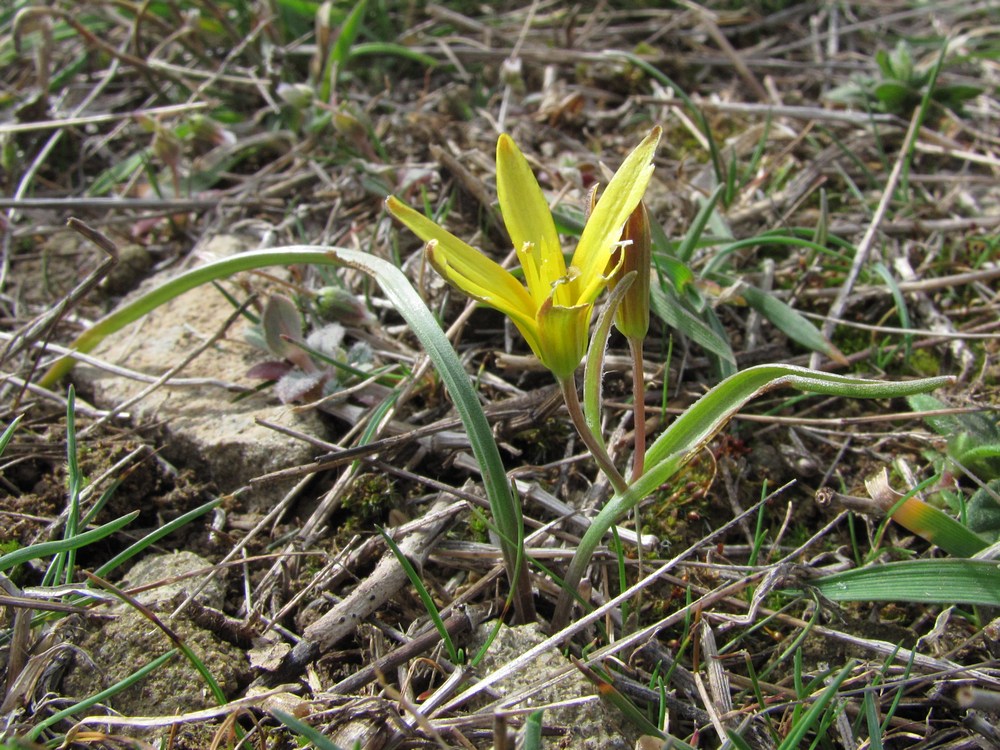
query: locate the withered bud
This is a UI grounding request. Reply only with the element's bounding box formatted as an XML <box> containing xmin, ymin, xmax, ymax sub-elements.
<box><xmin>608</xmin><ymin>201</ymin><xmax>651</xmax><ymax>341</ymax></box>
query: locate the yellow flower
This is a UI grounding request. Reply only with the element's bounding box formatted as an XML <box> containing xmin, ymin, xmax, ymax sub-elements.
<box><xmin>386</xmin><ymin>127</ymin><xmax>660</xmax><ymax>380</ymax></box>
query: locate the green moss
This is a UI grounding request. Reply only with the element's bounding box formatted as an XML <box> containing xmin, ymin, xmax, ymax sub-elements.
<box><xmin>341</xmin><ymin>472</ymin><xmax>399</xmax><ymax>533</ymax></box>
<box><xmin>466</xmin><ymin>510</ymin><xmax>490</xmax><ymax>544</ymax></box>
<box><xmin>510</xmin><ymin>418</ymin><xmax>572</xmax><ymax>465</ymax></box>
<box><xmin>908</xmin><ymin>348</ymin><xmax>942</xmax><ymax>377</ymax></box>
<box><xmin>639</xmin><ymin>457</ymin><xmax>716</xmax><ymax>545</ymax></box>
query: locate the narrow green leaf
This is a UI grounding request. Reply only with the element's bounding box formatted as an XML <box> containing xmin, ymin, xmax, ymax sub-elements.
<box><xmin>650</xmin><ymin>282</ymin><xmax>736</xmax><ymax>366</ymax></box>
<box><xmin>0</xmin><ymin>414</ymin><xmax>23</xmax><ymax>455</ymax></box>
<box><xmin>645</xmin><ymin>366</ymin><xmax>950</xmax><ymax>469</ymax></box>
<box><xmin>27</xmin><ymin>650</ymin><xmax>177</xmax><ymax>741</ymax></box>
<box><xmin>348</xmin><ymin>42</ymin><xmax>438</xmax><ymax>69</ymax></box>
<box><xmin>572</xmin><ymin>659</ymin><xmax>673</xmax><ymax>743</ymax></box>
<box><xmin>702</xmin><ymin>232</ymin><xmax>851</xmax><ymax>278</ymax></box>
<box><xmin>872</xmin><ymin>262</ymin><xmax>912</xmax><ymax>360</ymax></box>
<box><xmin>739</xmin><ymin>283</ymin><xmax>846</xmax><ymax>363</ymax></box>
<box><xmin>521</xmin><ymin>710</ymin><xmax>544</xmax><ymax>750</ymax></box>
<box><xmin>584</xmin><ymin>272</ymin><xmax>636</xmax><ymax>450</ymax></box>
<box><xmin>675</xmin><ymin>186</ymin><xmax>725</xmax><ymax>263</ymax></box>
<box><xmin>610</xmin><ymin>52</ymin><xmax>725</xmax><ymax>188</ymax></box>
<box><xmin>726</xmin><ymin>730</ymin><xmax>755</xmax><ymax>750</ymax></box>
<box><xmin>94</xmin><ymin>498</ymin><xmax>220</xmax><ymax>578</ymax></box>
<box><xmin>273</xmin><ymin>710</ymin><xmax>348</xmax><ymax>750</ymax></box>
<box><xmin>552</xmin><ymin>365</ymin><xmax>950</xmax><ymax>628</ymax></box>
<box><xmin>320</xmin><ymin>0</ymin><xmax>368</xmax><ymax>100</ymax></box>
<box><xmin>331</xmin><ymin>0</ymin><xmax>368</xmax><ymax>68</ymax></box>
<box><xmin>811</xmin><ymin>559</ymin><xmax>1000</xmax><ymax>607</ymax></box>
<box><xmin>889</xmin><ymin>495</ymin><xmax>988</xmax><ymax>557</ymax></box>
<box><xmin>62</xmin><ymin>386</ymin><xmax>82</xmax><ymax>586</ymax></box>
<box><xmin>652</xmin><ymin>251</ymin><xmax>696</xmax><ymax>297</ymax></box>
<box><xmin>86</xmin><ymin>149</ymin><xmax>149</xmax><ymax>196</ymax></box>
<box><xmin>38</xmin><ymin>245</ymin><xmax>532</xmax><ymax>621</ymax></box>
<box><xmin>0</xmin><ymin>511</ymin><xmax>139</xmax><ymax>573</ymax></box>
<box><xmin>332</xmin><ymin>249</ymin><xmax>530</xmax><ymax>618</ymax></box>
<box><xmin>701</xmin><ymin>304</ymin><xmax>737</xmax><ymax>379</ymax></box>
<box><xmin>777</xmin><ymin>660</ymin><xmax>854</xmax><ymax>750</ymax></box>
<box><xmin>864</xmin><ymin>691</ymin><xmax>884</xmax><ymax>750</ymax></box>
<box><xmin>379</xmin><ymin>527</ymin><xmax>460</xmax><ymax>664</ymax></box>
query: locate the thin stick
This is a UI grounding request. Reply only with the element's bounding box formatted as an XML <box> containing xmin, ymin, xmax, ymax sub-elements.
<box><xmin>814</xmin><ymin>105</ymin><xmax>923</xmax><ymax>367</ymax></box>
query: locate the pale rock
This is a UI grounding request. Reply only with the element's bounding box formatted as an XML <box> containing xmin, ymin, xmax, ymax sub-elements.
<box><xmin>471</xmin><ymin>622</ymin><xmax>636</xmax><ymax>750</ymax></box>
<box><xmin>73</xmin><ymin>234</ymin><xmax>326</xmax><ymax>509</ymax></box>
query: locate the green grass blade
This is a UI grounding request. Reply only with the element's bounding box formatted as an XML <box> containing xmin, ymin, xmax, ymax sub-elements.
<box><xmin>864</xmin><ymin>690</ymin><xmax>884</xmax><ymax>750</ymax></box>
<box><xmin>320</xmin><ymin>0</ymin><xmax>368</xmax><ymax>101</ymax></box>
<box><xmin>811</xmin><ymin>559</ymin><xmax>1000</xmax><ymax>607</ymax></box>
<box><xmin>0</xmin><ymin>511</ymin><xmax>139</xmax><ymax>573</ymax></box>
<box><xmin>777</xmin><ymin>660</ymin><xmax>854</xmax><ymax>750</ymax></box>
<box><xmin>90</xmin><ymin>577</ymin><xmax>229</xmax><ymax>707</ymax></box>
<box><xmin>86</xmin><ymin>149</ymin><xmax>149</xmax><ymax>196</ymax></box>
<box><xmin>886</xmin><ymin>493</ymin><xmax>988</xmax><ymax>557</ymax></box>
<box><xmin>94</xmin><ymin>497</ymin><xmax>220</xmax><ymax>579</ymax></box>
<box><xmin>649</xmin><ymin>281</ymin><xmax>736</xmax><ymax>367</ymax></box>
<box><xmin>521</xmin><ymin>709</ymin><xmax>544</xmax><ymax>750</ymax></box>
<box><xmin>379</xmin><ymin>526</ymin><xmax>461</xmax><ymax>664</ymax></box>
<box><xmin>273</xmin><ymin>709</ymin><xmax>349</xmax><ymax>750</ymax></box>
<box><xmin>0</xmin><ymin>414</ymin><xmax>23</xmax><ymax>454</ymax></box>
<box><xmin>675</xmin><ymin>186</ymin><xmax>724</xmax><ymax>264</ymax></box>
<box><xmin>702</xmin><ymin>233</ymin><xmax>852</xmax><ymax>278</ymax></box>
<box><xmin>331</xmin><ymin>0</ymin><xmax>368</xmax><ymax>69</ymax></box>
<box><xmin>726</xmin><ymin>730</ymin><xmax>755</xmax><ymax>750</ymax></box>
<box><xmin>701</xmin><ymin>303</ymin><xmax>737</xmax><ymax>379</ymax></box>
<box><xmin>738</xmin><ymin>283</ymin><xmax>846</xmax><ymax>364</ymax></box>
<box><xmin>349</xmin><ymin>41</ymin><xmax>438</xmax><ymax>69</ymax></box>
<box><xmin>572</xmin><ymin>658</ymin><xmax>670</xmax><ymax>741</ymax></box>
<box><xmin>612</xmin><ymin>52</ymin><xmax>723</xmax><ymax>187</ymax></box>
<box><xmin>62</xmin><ymin>386</ymin><xmax>82</xmax><ymax>586</ymax></box>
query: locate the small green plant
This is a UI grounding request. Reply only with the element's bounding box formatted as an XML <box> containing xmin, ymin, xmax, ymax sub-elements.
<box><xmin>244</xmin><ymin>291</ymin><xmax>381</xmax><ymax>404</ymax></box>
<box><xmin>908</xmin><ymin>394</ymin><xmax>1000</xmax><ymax>482</ymax></box>
<box><xmin>826</xmin><ymin>40</ymin><xmax>981</xmax><ymax>116</ymax></box>
<box><xmin>272</xmin><ymin>709</ymin><xmax>356</xmax><ymax>750</ymax></box>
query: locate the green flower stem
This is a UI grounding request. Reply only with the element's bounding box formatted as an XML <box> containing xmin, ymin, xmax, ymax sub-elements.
<box><xmin>549</xmin><ymin>365</ymin><xmax>953</xmax><ymax>631</ymax></box>
<box><xmin>559</xmin><ymin>376</ymin><xmax>628</xmax><ymax>496</ymax></box>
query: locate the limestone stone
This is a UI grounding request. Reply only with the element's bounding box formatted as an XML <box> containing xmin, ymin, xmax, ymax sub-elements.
<box><xmin>61</xmin><ymin>552</ymin><xmax>249</xmax><ymax>720</ymax></box>
<box><xmin>121</xmin><ymin>550</ymin><xmax>225</xmax><ymax>609</ymax></box>
<box><xmin>72</xmin><ymin>235</ymin><xmax>325</xmax><ymax>509</ymax></box>
<box><xmin>472</xmin><ymin>623</ymin><xmax>636</xmax><ymax>750</ymax></box>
